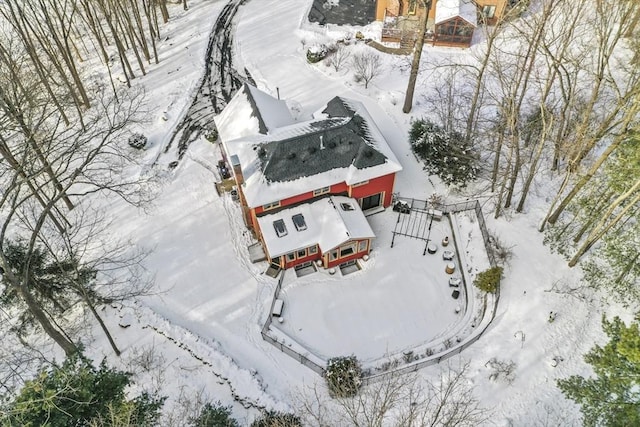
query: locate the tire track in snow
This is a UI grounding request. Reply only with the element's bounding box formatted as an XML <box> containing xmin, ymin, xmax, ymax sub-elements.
<box><xmin>155</xmin><ymin>0</ymin><xmax>248</xmax><ymax>168</ymax></box>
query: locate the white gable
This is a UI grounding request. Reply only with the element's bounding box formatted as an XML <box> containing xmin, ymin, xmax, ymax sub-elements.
<box><xmin>435</xmin><ymin>0</ymin><xmax>477</xmax><ymax>26</ymax></box>
<box><xmin>245</xmin><ymin>84</ymin><xmax>295</xmax><ymax>131</ymax></box>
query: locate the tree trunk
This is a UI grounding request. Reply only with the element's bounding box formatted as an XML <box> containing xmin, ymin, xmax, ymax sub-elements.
<box><xmin>402</xmin><ymin>1</ymin><xmax>430</xmax><ymax>114</ymax></box>
<box><xmin>568</xmin><ymin>187</ymin><xmax>640</xmax><ymax>267</ymax></box>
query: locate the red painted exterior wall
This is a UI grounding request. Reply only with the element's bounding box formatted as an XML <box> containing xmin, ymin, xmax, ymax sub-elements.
<box><xmin>283</xmin><ymin>250</ymin><xmax>322</xmax><ymax>269</ymax></box>
<box><xmin>242</xmin><ymin>173</ymin><xmax>395</xmax><ymax>270</ymax></box>
<box><xmin>349</xmin><ymin>173</ymin><xmax>396</xmax><ymax>207</ymax></box>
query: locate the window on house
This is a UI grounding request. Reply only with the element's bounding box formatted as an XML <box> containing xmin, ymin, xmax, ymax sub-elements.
<box><xmin>309</xmin><ymin>245</ymin><xmax>318</xmax><ymax>255</ymax></box>
<box><xmin>358</xmin><ymin>240</ymin><xmax>368</xmax><ymax>253</ymax></box>
<box><xmin>297</xmin><ymin>248</ymin><xmax>307</xmax><ymax>258</ymax></box>
<box><xmin>313</xmin><ymin>186</ymin><xmax>330</xmax><ymax>196</ymax></box>
<box><xmin>286</xmin><ymin>252</ymin><xmax>296</xmax><ymax>262</ymax></box>
<box><xmin>352</xmin><ymin>180</ymin><xmax>369</xmax><ymax>187</ymax></box>
<box><xmin>340</xmin><ymin>244</ymin><xmax>356</xmax><ymax>258</ymax></box>
<box><xmin>329</xmin><ymin>250</ymin><xmax>338</xmax><ymax>261</ymax></box>
<box><xmin>483</xmin><ymin>5</ymin><xmax>496</xmax><ymax>19</ymax></box>
<box><xmin>292</xmin><ymin>213</ymin><xmax>307</xmax><ymax>231</ymax></box>
<box><xmin>273</xmin><ymin>219</ymin><xmax>287</xmax><ymax>237</ymax></box>
<box><xmin>263</xmin><ymin>201</ymin><xmax>280</xmax><ymax>211</ymax></box>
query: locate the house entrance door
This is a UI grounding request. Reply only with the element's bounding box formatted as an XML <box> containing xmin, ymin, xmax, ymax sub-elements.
<box><xmin>360</xmin><ymin>193</ymin><xmax>382</xmax><ymax>211</ymax></box>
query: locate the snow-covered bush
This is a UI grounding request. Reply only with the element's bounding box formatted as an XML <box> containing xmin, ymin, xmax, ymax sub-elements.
<box><xmin>128</xmin><ymin>133</ymin><xmax>147</xmax><ymax>150</ymax></box>
<box><xmin>409</xmin><ymin>119</ymin><xmax>478</xmax><ymax>188</ymax></box>
<box><xmin>474</xmin><ymin>266</ymin><xmax>503</xmax><ymax>293</ymax></box>
<box><xmin>325</xmin><ymin>355</ymin><xmax>362</xmax><ymax>398</ymax></box>
<box><xmin>306</xmin><ymin>45</ymin><xmax>328</xmax><ymax>63</ymax></box>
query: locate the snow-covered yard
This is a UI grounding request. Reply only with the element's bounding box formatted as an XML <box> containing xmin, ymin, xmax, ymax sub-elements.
<box><xmin>4</xmin><ymin>0</ymin><xmax>618</xmax><ymax>424</ymax></box>
<box><xmin>270</xmin><ymin>208</ymin><xmax>490</xmax><ymax>366</ymax></box>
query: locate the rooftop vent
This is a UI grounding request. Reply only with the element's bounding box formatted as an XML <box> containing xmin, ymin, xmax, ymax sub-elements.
<box><xmin>292</xmin><ymin>213</ymin><xmax>307</xmax><ymax>231</ymax></box>
<box><xmin>273</xmin><ymin>219</ymin><xmax>287</xmax><ymax>237</ymax></box>
<box><xmin>340</xmin><ymin>203</ymin><xmax>354</xmax><ymax>211</ymax></box>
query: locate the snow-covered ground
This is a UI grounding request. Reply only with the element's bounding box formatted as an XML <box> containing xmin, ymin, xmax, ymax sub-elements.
<box><xmin>67</xmin><ymin>0</ymin><xmax>620</xmax><ymax>425</ymax></box>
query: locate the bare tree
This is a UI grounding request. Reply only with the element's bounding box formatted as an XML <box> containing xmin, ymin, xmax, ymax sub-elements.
<box><xmin>296</xmin><ymin>361</ymin><xmax>490</xmax><ymax>427</ymax></box>
<box><xmin>352</xmin><ymin>51</ymin><xmax>382</xmax><ymax>89</ymax></box>
<box><xmin>0</xmin><ymin>87</ymin><xmax>154</xmax><ymax>357</ymax></box>
<box><xmin>329</xmin><ymin>44</ymin><xmax>351</xmax><ymax>72</ymax></box>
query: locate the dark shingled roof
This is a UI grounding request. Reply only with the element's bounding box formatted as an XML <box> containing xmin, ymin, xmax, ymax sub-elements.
<box><xmin>258</xmin><ymin>97</ymin><xmax>388</xmax><ymax>183</ymax></box>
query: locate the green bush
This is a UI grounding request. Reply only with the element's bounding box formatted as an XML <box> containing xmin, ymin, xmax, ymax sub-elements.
<box><xmin>306</xmin><ymin>45</ymin><xmax>327</xmax><ymax>63</ymax></box>
<box><xmin>250</xmin><ymin>410</ymin><xmax>302</xmax><ymax>427</ymax></box>
<box><xmin>473</xmin><ymin>266</ymin><xmax>503</xmax><ymax>293</ymax></box>
<box><xmin>325</xmin><ymin>355</ymin><xmax>363</xmax><ymax>398</ymax></box>
<box><xmin>189</xmin><ymin>401</ymin><xmax>239</xmax><ymax>427</ymax></box>
<box><xmin>409</xmin><ymin>119</ymin><xmax>478</xmax><ymax>188</ymax></box>
<box><xmin>1</xmin><ymin>353</ymin><xmax>165</xmax><ymax>426</ymax></box>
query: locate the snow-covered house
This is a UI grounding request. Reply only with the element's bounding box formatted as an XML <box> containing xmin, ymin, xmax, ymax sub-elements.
<box><xmin>377</xmin><ymin>0</ymin><xmax>506</xmax><ymax>47</ymax></box>
<box><xmin>215</xmin><ymin>84</ymin><xmax>402</xmax><ymax>270</ymax></box>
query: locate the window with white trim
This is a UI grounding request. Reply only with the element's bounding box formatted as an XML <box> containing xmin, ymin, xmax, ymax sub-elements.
<box><xmin>352</xmin><ymin>180</ymin><xmax>369</xmax><ymax>187</ymax></box>
<box><xmin>308</xmin><ymin>245</ymin><xmax>318</xmax><ymax>255</ymax></box>
<box><xmin>329</xmin><ymin>250</ymin><xmax>338</xmax><ymax>261</ymax></box>
<box><xmin>339</xmin><ymin>243</ymin><xmax>357</xmax><ymax>258</ymax></box>
<box><xmin>358</xmin><ymin>240</ymin><xmax>368</xmax><ymax>253</ymax></box>
<box><xmin>263</xmin><ymin>200</ymin><xmax>280</xmax><ymax>211</ymax></box>
<box><xmin>286</xmin><ymin>252</ymin><xmax>296</xmax><ymax>262</ymax></box>
<box><xmin>313</xmin><ymin>186</ymin><xmax>330</xmax><ymax>196</ymax></box>
<box><xmin>297</xmin><ymin>248</ymin><xmax>307</xmax><ymax>258</ymax></box>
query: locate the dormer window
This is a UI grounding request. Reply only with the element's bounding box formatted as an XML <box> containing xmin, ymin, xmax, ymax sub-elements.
<box><xmin>273</xmin><ymin>219</ymin><xmax>287</xmax><ymax>237</ymax></box>
<box><xmin>292</xmin><ymin>214</ymin><xmax>307</xmax><ymax>231</ymax></box>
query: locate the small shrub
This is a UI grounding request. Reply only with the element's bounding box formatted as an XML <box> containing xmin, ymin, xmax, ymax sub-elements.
<box><xmin>128</xmin><ymin>133</ymin><xmax>147</xmax><ymax>149</ymax></box>
<box><xmin>189</xmin><ymin>401</ymin><xmax>239</xmax><ymax>427</ymax></box>
<box><xmin>325</xmin><ymin>356</ymin><xmax>362</xmax><ymax>398</ymax></box>
<box><xmin>474</xmin><ymin>266</ymin><xmax>503</xmax><ymax>293</ymax></box>
<box><xmin>250</xmin><ymin>410</ymin><xmax>302</xmax><ymax>427</ymax></box>
<box><xmin>204</xmin><ymin>129</ymin><xmax>218</xmax><ymax>143</ymax></box>
<box><xmin>306</xmin><ymin>45</ymin><xmax>327</xmax><ymax>63</ymax></box>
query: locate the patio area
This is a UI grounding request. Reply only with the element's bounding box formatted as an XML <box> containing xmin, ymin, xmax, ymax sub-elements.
<box><xmin>267</xmin><ymin>208</ymin><xmax>488</xmax><ymax>367</ymax></box>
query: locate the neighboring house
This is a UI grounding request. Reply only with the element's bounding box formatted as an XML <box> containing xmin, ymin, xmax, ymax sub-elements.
<box><xmin>215</xmin><ymin>84</ymin><xmax>402</xmax><ymax>270</ymax></box>
<box><xmin>376</xmin><ymin>0</ymin><xmax>508</xmax><ymax>48</ymax></box>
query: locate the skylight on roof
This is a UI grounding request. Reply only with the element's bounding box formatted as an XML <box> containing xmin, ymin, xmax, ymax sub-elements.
<box><xmin>273</xmin><ymin>219</ymin><xmax>287</xmax><ymax>237</ymax></box>
<box><xmin>340</xmin><ymin>203</ymin><xmax>354</xmax><ymax>211</ymax></box>
<box><xmin>292</xmin><ymin>213</ymin><xmax>307</xmax><ymax>231</ymax></box>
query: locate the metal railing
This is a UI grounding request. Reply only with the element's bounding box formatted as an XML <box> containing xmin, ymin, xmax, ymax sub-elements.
<box><xmin>260</xmin><ymin>270</ymin><xmax>326</xmax><ymax>376</ymax></box>
<box><xmin>261</xmin><ymin>198</ymin><xmax>500</xmax><ymax>380</ymax></box>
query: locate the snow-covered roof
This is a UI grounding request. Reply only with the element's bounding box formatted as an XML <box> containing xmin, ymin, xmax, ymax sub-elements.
<box><xmin>256</xmin><ymin>196</ymin><xmax>375</xmax><ymax>258</ymax></box>
<box><xmin>435</xmin><ymin>0</ymin><xmax>477</xmax><ymax>26</ymax></box>
<box><xmin>214</xmin><ymin>83</ymin><xmax>294</xmax><ymax>143</ymax></box>
<box><xmin>218</xmin><ymin>86</ymin><xmax>402</xmax><ymax>208</ymax></box>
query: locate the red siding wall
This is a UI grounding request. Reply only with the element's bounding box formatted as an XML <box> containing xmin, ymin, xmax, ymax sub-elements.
<box><xmin>283</xmin><ymin>251</ymin><xmax>322</xmax><ymax>269</ymax></box>
<box><xmin>349</xmin><ymin>173</ymin><xmax>396</xmax><ymax>207</ymax></box>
